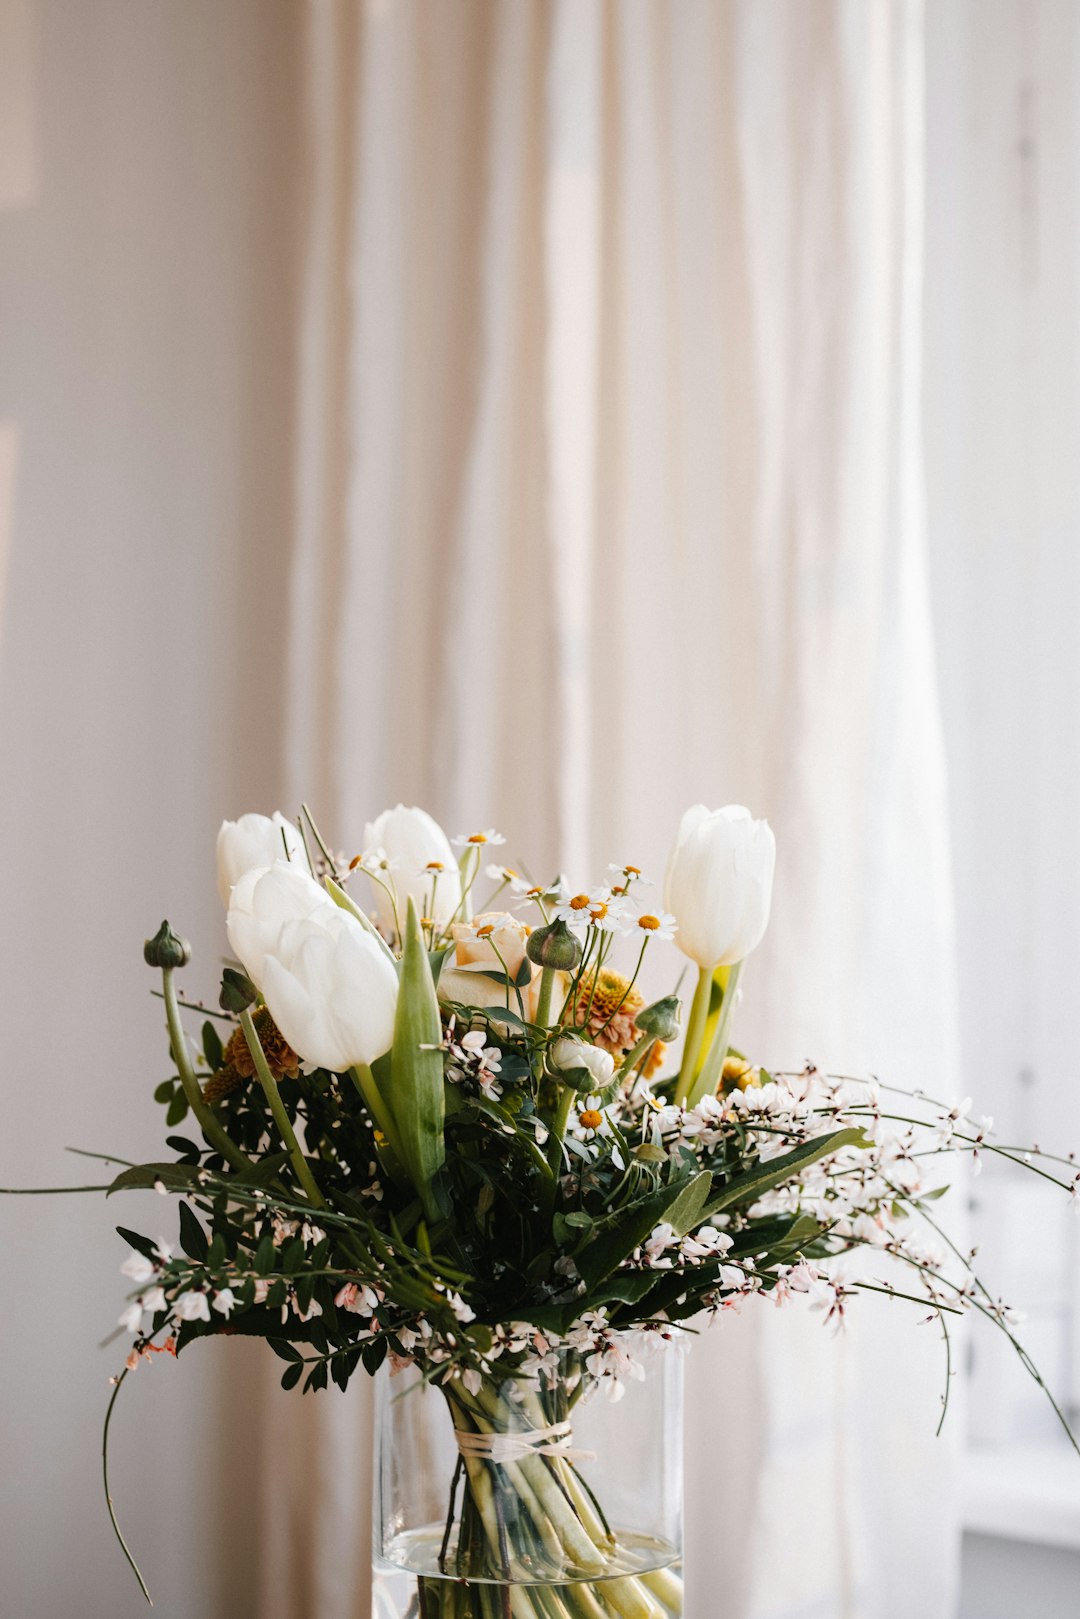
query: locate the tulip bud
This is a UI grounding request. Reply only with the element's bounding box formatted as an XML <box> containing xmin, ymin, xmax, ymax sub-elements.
<box><xmin>634</xmin><ymin>993</ymin><xmax>681</xmax><ymax>1043</ymax></box>
<box><xmin>144</xmin><ymin>921</ymin><xmax>191</xmax><ymax>970</ymax></box>
<box><xmin>361</xmin><ymin>804</ymin><xmax>462</xmax><ymax>932</ymax></box>
<box><xmin>227</xmin><ymin>863</ymin><xmax>399</xmax><ymax>1071</ymax></box>
<box><xmin>526</xmin><ymin>919</ymin><xmax>582</xmax><ymax>971</ymax></box>
<box><xmin>664</xmin><ymin>804</ymin><xmax>775</xmax><ymax>969</ymax></box>
<box><xmin>549</xmin><ymin>1035</ymin><xmax>616</xmax><ymax>1093</ymax></box>
<box><xmin>219</xmin><ymin>966</ymin><xmax>258</xmax><ymax>1014</ymax></box>
<box><xmin>217</xmin><ymin>812</ymin><xmax>305</xmax><ymax>906</ymax></box>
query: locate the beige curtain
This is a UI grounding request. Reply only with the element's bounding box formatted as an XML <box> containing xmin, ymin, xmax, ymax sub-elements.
<box><xmin>267</xmin><ymin>2</ymin><xmax>959</xmax><ymax>1615</ymax></box>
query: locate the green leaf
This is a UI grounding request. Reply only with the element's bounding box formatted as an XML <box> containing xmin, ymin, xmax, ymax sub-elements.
<box><xmin>268</xmin><ymin>1337</ymin><xmax>303</xmax><ymax>1364</ymax></box>
<box><xmin>362</xmin><ymin>1338</ymin><xmax>388</xmax><ymax>1376</ymax></box>
<box><xmin>390</xmin><ymin>898</ymin><xmax>447</xmax><ymax>1223</ymax></box>
<box><xmin>702</xmin><ymin>1127</ymin><xmax>868</xmax><ymax>1218</ymax></box>
<box><xmin>166</xmin><ymin>1092</ymin><xmax>190</xmax><ymax>1128</ymax></box>
<box><xmin>280</xmin><ymin>1362</ymin><xmax>303</xmax><ymax>1391</ymax></box>
<box><xmin>281</xmin><ymin>1237</ymin><xmax>305</xmax><ymax>1273</ymax></box>
<box><xmin>116</xmin><ymin>1226</ymin><xmax>158</xmax><ymax>1263</ymax></box>
<box><xmin>230</xmin><ymin>1150</ymin><xmax>290</xmax><ymax>1188</ymax></box>
<box><xmin>254</xmin><ymin>1233</ymin><xmax>276</xmax><ymax>1275</ymax></box>
<box><xmin>324</xmin><ymin>878</ymin><xmax>398</xmax><ymax>964</ymax></box>
<box><xmin>590</xmin><ymin>1271</ymin><xmax>663</xmax><ymax>1307</ymax></box>
<box><xmin>178</xmin><ymin>1202</ymin><xmax>209</xmax><ymax>1262</ymax></box>
<box><xmin>154</xmin><ymin>1080</ymin><xmax>176</xmax><ymax>1104</ymax></box>
<box><xmin>107</xmin><ymin>1162</ymin><xmax>203</xmax><ymax>1196</ymax></box>
<box><xmin>202</xmin><ymin>1021</ymin><xmax>224</xmax><ymax>1071</ymax></box>
<box><xmin>428</xmin><ymin>946</ymin><xmax>451</xmax><ymax>988</ymax></box>
<box><xmin>574</xmin><ymin>1171</ymin><xmax>712</xmax><ymax>1289</ymax></box>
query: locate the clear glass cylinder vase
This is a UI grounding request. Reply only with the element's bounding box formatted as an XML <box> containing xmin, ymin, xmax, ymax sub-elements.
<box><xmin>372</xmin><ymin>1348</ymin><xmax>684</xmax><ymax>1619</ymax></box>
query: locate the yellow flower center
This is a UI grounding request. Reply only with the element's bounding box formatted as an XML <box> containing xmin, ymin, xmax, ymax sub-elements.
<box><xmin>349</xmin><ymin>854</ymin><xmax>363</xmax><ymax>870</ymax></box>
<box><xmin>590</xmin><ymin>902</ymin><xmax>608</xmax><ymax>920</ymax></box>
<box><xmin>427</xmin><ymin>860</ymin><xmax>445</xmax><ymax>872</ymax></box>
<box><xmin>569</xmin><ymin>894</ymin><xmax>591</xmax><ymax>911</ymax></box>
<box><xmin>638</xmin><ymin>914</ymin><xmax>661</xmax><ymax>931</ymax></box>
<box><xmin>476</xmin><ymin>924</ymin><xmax>495</xmax><ymax>938</ymax></box>
<box><xmin>579</xmin><ymin>1109</ymin><xmax>603</xmax><ymax>1130</ymax></box>
<box><xmin>526</xmin><ymin>886</ymin><xmax>544</xmax><ymax>897</ymax></box>
<box><xmin>468</xmin><ymin>833</ymin><xmax>488</xmax><ymax>844</ymax></box>
<box><xmin>625</xmin><ymin>864</ymin><xmax>641</xmax><ymax>876</ymax></box>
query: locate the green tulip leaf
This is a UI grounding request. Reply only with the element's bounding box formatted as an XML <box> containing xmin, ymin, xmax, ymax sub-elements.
<box><xmin>391</xmin><ymin>898</ymin><xmax>447</xmax><ymax>1223</ymax></box>
<box><xmin>702</xmin><ymin>1126</ymin><xmax>868</xmax><ymax>1218</ymax></box>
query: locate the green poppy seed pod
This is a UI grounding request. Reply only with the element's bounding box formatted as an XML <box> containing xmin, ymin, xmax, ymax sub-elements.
<box><xmin>144</xmin><ymin>920</ymin><xmax>191</xmax><ymax>970</ymax></box>
<box><xmin>219</xmin><ymin>965</ymin><xmax>258</xmax><ymax>1013</ymax></box>
<box><xmin>526</xmin><ymin>918</ymin><xmax>582</xmax><ymax>971</ymax></box>
<box><xmin>635</xmin><ymin>992</ymin><xmax>681</xmax><ymax>1043</ymax></box>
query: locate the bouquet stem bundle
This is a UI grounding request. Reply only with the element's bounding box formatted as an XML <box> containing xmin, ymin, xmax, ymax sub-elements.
<box><xmin>394</xmin><ymin>1363</ymin><xmax>682</xmax><ymax>1619</ymax></box>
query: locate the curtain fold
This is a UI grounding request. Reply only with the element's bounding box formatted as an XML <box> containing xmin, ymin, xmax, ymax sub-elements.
<box><xmin>272</xmin><ymin>2</ymin><xmax>959</xmax><ymax>1614</ymax></box>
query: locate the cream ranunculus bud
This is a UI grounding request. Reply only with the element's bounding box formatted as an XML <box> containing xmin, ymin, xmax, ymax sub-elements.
<box><xmin>549</xmin><ymin>1036</ymin><xmax>616</xmax><ymax>1092</ymax></box>
<box><xmin>226</xmin><ymin>864</ymin><xmax>398</xmax><ymax>1070</ymax></box>
<box><xmin>664</xmin><ymin>804</ymin><xmax>776</xmax><ymax>969</ymax></box>
<box><xmin>438</xmin><ymin>911</ymin><xmax>539</xmax><ymax>1012</ymax></box>
<box><xmin>361</xmin><ymin>804</ymin><xmax>462</xmax><ymax>933</ymax></box>
<box><xmin>217</xmin><ymin>812</ymin><xmax>306</xmax><ymax>906</ymax></box>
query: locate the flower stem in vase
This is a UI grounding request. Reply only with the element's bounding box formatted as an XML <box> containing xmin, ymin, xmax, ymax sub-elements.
<box><xmin>407</xmin><ymin>1367</ymin><xmax>681</xmax><ymax>1619</ymax></box>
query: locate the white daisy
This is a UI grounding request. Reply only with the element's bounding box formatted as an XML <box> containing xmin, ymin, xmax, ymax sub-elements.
<box><xmin>631</xmin><ymin>909</ymin><xmax>677</xmax><ymax>941</ymax></box>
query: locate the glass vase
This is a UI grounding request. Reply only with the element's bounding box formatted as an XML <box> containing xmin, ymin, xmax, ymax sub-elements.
<box><xmin>372</xmin><ymin>1347</ymin><xmax>684</xmax><ymax>1619</ymax></box>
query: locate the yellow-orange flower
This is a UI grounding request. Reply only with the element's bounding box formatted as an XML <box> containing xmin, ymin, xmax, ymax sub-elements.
<box><xmin>202</xmin><ymin>1006</ymin><xmax>300</xmax><ymax>1104</ymax></box>
<box><xmin>573</xmin><ymin>969</ymin><xmax>665</xmax><ymax>1079</ymax></box>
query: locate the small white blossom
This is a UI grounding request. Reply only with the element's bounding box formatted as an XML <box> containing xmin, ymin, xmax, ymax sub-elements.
<box><xmin>174</xmin><ymin>1291</ymin><xmax>211</xmax><ymax>1323</ymax></box>
<box><xmin>120</xmin><ymin>1253</ymin><xmax>156</xmax><ymax>1285</ymax></box>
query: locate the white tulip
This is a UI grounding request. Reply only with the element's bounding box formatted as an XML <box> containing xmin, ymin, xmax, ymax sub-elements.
<box><xmin>664</xmin><ymin>804</ymin><xmax>775</xmax><ymax>969</ymax></box>
<box><xmin>550</xmin><ymin>1036</ymin><xmax>616</xmax><ymax>1088</ymax></box>
<box><xmin>361</xmin><ymin>804</ymin><xmax>462</xmax><ymax>932</ymax></box>
<box><xmin>226</xmin><ymin>864</ymin><xmax>398</xmax><ymax>1071</ymax></box>
<box><xmin>217</xmin><ymin>812</ymin><xmax>306</xmax><ymax>905</ymax></box>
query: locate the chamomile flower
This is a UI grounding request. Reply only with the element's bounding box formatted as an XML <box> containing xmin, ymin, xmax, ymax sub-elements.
<box><xmin>349</xmin><ymin>845</ymin><xmax>400</xmax><ymax>879</ymax></box>
<box><xmin>607</xmin><ymin>863</ymin><xmax>652</xmax><ymax>895</ymax></box>
<box><xmin>454</xmin><ymin>829</ymin><xmax>506</xmax><ymax>848</ymax></box>
<box><xmin>485</xmin><ymin>863</ymin><xmax>530</xmax><ymax>893</ymax></box>
<box><xmin>553</xmin><ymin>890</ymin><xmax>600</xmax><ymax>928</ymax></box>
<box><xmin>582</xmin><ymin>888</ymin><xmax>631</xmax><ymax>933</ymax></box>
<box><xmin>631</xmin><ymin>909</ymin><xmax>677</xmax><ymax>941</ymax></box>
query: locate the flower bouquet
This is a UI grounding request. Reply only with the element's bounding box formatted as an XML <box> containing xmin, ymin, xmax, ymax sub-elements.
<box><xmin>8</xmin><ymin>802</ymin><xmax>1078</xmax><ymax>1618</ymax></box>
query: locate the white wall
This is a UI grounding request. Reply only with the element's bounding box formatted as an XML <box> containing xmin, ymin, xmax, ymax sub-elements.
<box><xmin>0</xmin><ymin>4</ymin><xmax>298</xmax><ymax>1614</ymax></box>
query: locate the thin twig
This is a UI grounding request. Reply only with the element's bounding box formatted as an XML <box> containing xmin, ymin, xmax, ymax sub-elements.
<box><xmin>102</xmin><ymin>1368</ymin><xmax>153</xmax><ymax>1604</ymax></box>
